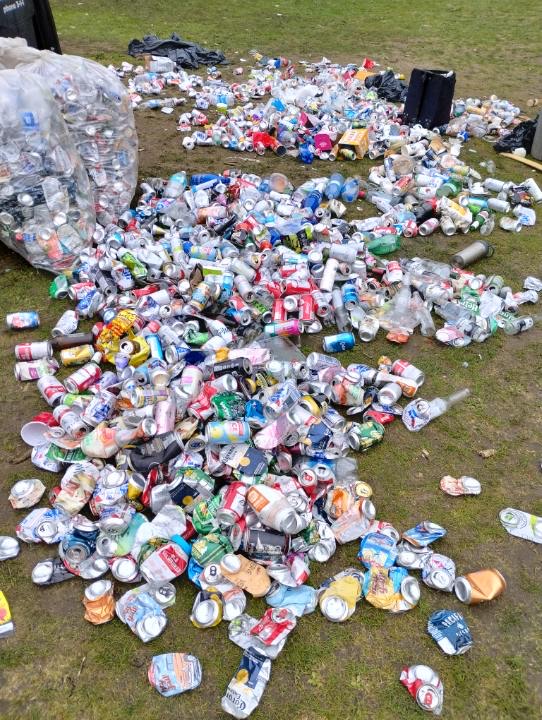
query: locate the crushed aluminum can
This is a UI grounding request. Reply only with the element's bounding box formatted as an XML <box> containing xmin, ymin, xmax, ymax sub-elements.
<box><xmin>83</xmin><ymin>579</ymin><xmax>116</xmax><ymax>624</ymax></box>
<box><xmin>427</xmin><ymin>608</ymin><xmax>473</xmax><ymax>655</ymax></box>
<box><xmin>358</xmin><ymin>532</ymin><xmax>398</xmax><ymax>568</ymax></box>
<box><xmin>402</xmin><ymin>521</ymin><xmax>446</xmax><ymax>547</ymax></box>
<box><xmin>440</xmin><ymin>475</ymin><xmax>481</xmax><ymax>496</ymax></box>
<box><xmin>421</xmin><ymin>554</ymin><xmax>456</xmax><ymax>592</ymax></box>
<box><xmin>148</xmin><ymin>653</ymin><xmax>202</xmax><ymax>697</ymax></box>
<box><xmin>9</xmin><ymin>478</ymin><xmax>47</xmax><ymax>509</ymax></box>
<box><xmin>221</xmin><ymin>648</ymin><xmax>271</xmax><ymax>719</ymax></box>
<box><xmin>499</xmin><ymin>507</ymin><xmax>542</xmax><ymax>543</ymax></box>
<box><xmin>190</xmin><ymin>588</ymin><xmax>223</xmax><ymax>628</ymax></box>
<box><xmin>116</xmin><ymin>588</ymin><xmax>168</xmax><ymax>642</ymax></box>
<box><xmin>400</xmin><ymin>664</ymin><xmax>444</xmax><ymax>715</ymax></box>
<box><xmin>0</xmin><ymin>536</ymin><xmax>20</xmax><ymax>561</ymax></box>
<box><xmin>395</xmin><ymin>540</ymin><xmax>434</xmax><ymax>569</ymax></box>
<box><xmin>32</xmin><ymin>556</ymin><xmax>75</xmax><ymax>585</ymax></box>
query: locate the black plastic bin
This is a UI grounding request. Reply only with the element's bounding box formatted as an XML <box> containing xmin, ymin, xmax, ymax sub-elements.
<box><xmin>0</xmin><ymin>0</ymin><xmax>61</xmax><ymax>53</ymax></box>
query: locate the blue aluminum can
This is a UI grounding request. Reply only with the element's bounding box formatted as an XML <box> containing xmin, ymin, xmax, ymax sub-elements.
<box><xmin>322</xmin><ymin>332</ymin><xmax>355</xmax><ymax>353</ymax></box>
<box><xmin>6</xmin><ymin>311</ymin><xmax>40</xmax><ymax>330</ymax></box>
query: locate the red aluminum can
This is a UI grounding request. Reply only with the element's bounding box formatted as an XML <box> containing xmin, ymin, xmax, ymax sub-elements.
<box><xmin>14</xmin><ymin>341</ymin><xmax>52</xmax><ymax>361</ymax></box>
<box><xmin>133</xmin><ymin>284</ymin><xmax>161</xmax><ymax>298</ymax></box>
<box><xmin>272</xmin><ymin>298</ymin><xmax>287</xmax><ymax>323</ymax></box>
<box><xmin>298</xmin><ymin>294</ymin><xmax>315</xmax><ymax>324</ymax></box>
<box><xmin>216</xmin><ymin>482</ymin><xmax>247</xmax><ymax>526</ymax></box>
<box><xmin>64</xmin><ymin>362</ymin><xmax>102</xmax><ymax>394</ymax></box>
<box><xmin>37</xmin><ymin>375</ymin><xmax>66</xmax><ymax>407</ymax></box>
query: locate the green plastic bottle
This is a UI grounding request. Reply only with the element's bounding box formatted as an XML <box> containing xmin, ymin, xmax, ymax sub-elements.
<box><xmin>367</xmin><ymin>234</ymin><xmax>401</xmax><ymax>256</ymax></box>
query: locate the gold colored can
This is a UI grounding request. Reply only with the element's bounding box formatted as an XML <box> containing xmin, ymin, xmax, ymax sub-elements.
<box><xmin>60</xmin><ymin>344</ymin><xmax>94</xmax><ymax>366</ymax></box>
<box><xmin>454</xmin><ymin>568</ymin><xmax>506</xmax><ymax>605</ymax></box>
<box><xmin>83</xmin><ymin>580</ymin><xmax>115</xmax><ymax>624</ymax></box>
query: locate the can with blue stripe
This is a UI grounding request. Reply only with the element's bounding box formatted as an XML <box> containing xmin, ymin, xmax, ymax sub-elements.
<box><xmin>322</xmin><ymin>332</ymin><xmax>355</xmax><ymax>353</ymax></box>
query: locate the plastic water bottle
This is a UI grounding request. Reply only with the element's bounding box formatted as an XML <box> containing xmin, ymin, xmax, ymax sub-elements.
<box><xmin>341</xmin><ymin>177</ymin><xmax>360</xmax><ymax>203</ymax></box>
<box><xmin>325</xmin><ymin>173</ymin><xmax>344</xmax><ymax>200</ymax></box>
<box><xmin>165</xmin><ymin>172</ymin><xmax>187</xmax><ymax>198</ymax></box>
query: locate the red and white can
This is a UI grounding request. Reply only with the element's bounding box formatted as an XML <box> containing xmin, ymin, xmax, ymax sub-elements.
<box><xmin>272</xmin><ymin>298</ymin><xmax>287</xmax><ymax>323</ymax></box>
<box><xmin>216</xmin><ymin>482</ymin><xmax>247</xmax><ymax>526</ymax></box>
<box><xmin>37</xmin><ymin>375</ymin><xmax>67</xmax><ymax>406</ymax></box>
<box><xmin>298</xmin><ymin>294</ymin><xmax>315</xmax><ymax>324</ymax></box>
<box><xmin>64</xmin><ymin>362</ymin><xmax>102</xmax><ymax>393</ymax></box>
<box><xmin>391</xmin><ymin>359</ymin><xmax>425</xmax><ymax>387</ymax></box>
<box><xmin>14</xmin><ymin>341</ymin><xmax>52</xmax><ymax>361</ymax></box>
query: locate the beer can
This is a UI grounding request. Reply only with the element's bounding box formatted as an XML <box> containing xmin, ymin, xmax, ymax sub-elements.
<box><xmin>155</xmin><ymin>399</ymin><xmax>177</xmax><ymax>434</ymax></box>
<box><xmin>322</xmin><ymin>332</ymin><xmax>355</xmax><ymax>353</ymax></box>
<box><xmin>60</xmin><ymin>345</ymin><xmax>94</xmax><ymax>366</ymax></box>
<box><xmin>52</xmin><ymin>310</ymin><xmax>79</xmax><ymax>337</ymax></box>
<box><xmin>6</xmin><ymin>311</ymin><xmax>40</xmax><ymax>330</ymax></box>
<box><xmin>64</xmin><ymin>362</ymin><xmax>102</xmax><ymax>393</ymax></box>
<box><xmin>14</xmin><ymin>358</ymin><xmax>59</xmax><ymax>381</ymax></box>
<box><xmin>421</xmin><ymin>553</ymin><xmax>456</xmax><ymax>591</ymax></box>
<box><xmin>14</xmin><ymin>341</ymin><xmax>52</xmax><ymax>361</ymax></box>
<box><xmin>391</xmin><ymin>359</ymin><xmax>425</xmax><ymax>386</ymax></box>
<box><xmin>216</xmin><ymin>482</ymin><xmax>247</xmax><ymax>526</ymax></box>
<box><xmin>206</xmin><ymin>421</ymin><xmax>251</xmax><ymax>444</ymax></box>
<box><xmin>37</xmin><ymin>375</ymin><xmax>67</xmax><ymax>406</ymax></box>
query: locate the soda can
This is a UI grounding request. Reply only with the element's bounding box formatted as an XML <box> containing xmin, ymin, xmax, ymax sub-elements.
<box><xmin>206</xmin><ymin>420</ymin><xmax>251</xmax><ymax>444</ymax></box>
<box><xmin>14</xmin><ymin>341</ymin><xmax>52</xmax><ymax>361</ymax></box>
<box><xmin>427</xmin><ymin>608</ymin><xmax>473</xmax><ymax>655</ymax></box>
<box><xmin>82</xmin><ymin>390</ymin><xmax>117</xmax><ymax>427</ymax></box>
<box><xmin>140</xmin><ymin>536</ymin><xmax>191</xmax><ymax>583</ymax></box>
<box><xmin>32</xmin><ymin>556</ymin><xmax>75</xmax><ymax>585</ymax></box>
<box><xmin>241</xmin><ymin>526</ymin><xmax>290</xmax><ymax>565</ymax></box>
<box><xmin>454</xmin><ymin>568</ymin><xmax>506</xmax><ymax>604</ymax></box>
<box><xmin>148</xmin><ymin>653</ymin><xmax>202</xmax><ymax>696</ymax></box>
<box><xmin>83</xmin><ymin>579</ymin><xmax>116</xmax><ymax>625</ymax></box>
<box><xmin>216</xmin><ymin>482</ymin><xmax>247</xmax><ymax>526</ymax></box>
<box><xmin>116</xmin><ymin>588</ymin><xmax>168</xmax><ymax>642</ymax></box>
<box><xmin>8</xmin><ymin>478</ymin><xmax>46</xmax><ymax>509</ymax></box>
<box><xmin>213</xmin><ymin>358</ymin><xmax>252</xmax><ymax>377</ymax></box>
<box><xmin>154</xmin><ymin>399</ymin><xmax>177</xmax><ymax>433</ymax></box>
<box><xmin>37</xmin><ymin>375</ymin><xmax>67</xmax><ymax>406</ymax></box>
<box><xmin>59</xmin><ymin>517</ymin><xmax>99</xmax><ymax>571</ymax></box>
<box><xmin>52</xmin><ymin>310</ymin><xmax>79</xmax><ymax>337</ymax></box>
<box><xmin>60</xmin><ymin>345</ymin><xmax>94</xmax><ymax>366</ymax></box>
<box><xmin>64</xmin><ymin>362</ymin><xmax>102</xmax><ymax>393</ymax></box>
<box><xmin>111</xmin><ymin>556</ymin><xmax>140</xmax><ymax>583</ymax></box>
<box><xmin>402</xmin><ymin>521</ymin><xmax>446</xmax><ymax>547</ymax></box>
<box><xmin>6</xmin><ymin>311</ymin><xmax>40</xmax><ymax>330</ymax></box>
<box><xmin>264</xmin><ymin>382</ymin><xmax>301</xmax><ymax>420</ymax></box>
<box><xmin>421</xmin><ymin>553</ymin><xmax>456</xmax><ymax>591</ymax></box>
<box><xmin>322</xmin><ymin>332</ymin><xmax>355</xmax><ymax>353</ymax></box>
<box><xmin>211</xmin><ymin>392</ymin><xmax>246</xmax><ymax>421</ymax></box>
<box><xmin>358</xmin><ymin>532</ymin><xmax>398</xmax><ymax>569</ymax></box>
<box><xmin>14</xmin><ymin>358</ymin><xmax>59</xmax><ymax>381</ymax></box>
<box><xmin>190</xmin><ymin>588</ymin><xmax>223</xmax><ymax>628</ymax></box>
<box><xmin>347</xmin><ymin>419</ymin><xmax>385</xmax><ymax>451</ymax></box>
<box><xmin>400</xmin><ymin>665</ymin><xmax>444</xmax><ymax>715</ymax></box>
<box><xmin>391</xmin><ymin>359</ymin><xmax>425</xmax><ymax>386</ymax></box>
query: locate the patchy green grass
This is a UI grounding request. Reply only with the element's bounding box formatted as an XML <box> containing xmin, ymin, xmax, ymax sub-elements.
<box><xmin>0</xmin><ymin>1</ymin><xmax>541</xmax><ymax>719</ymax></box>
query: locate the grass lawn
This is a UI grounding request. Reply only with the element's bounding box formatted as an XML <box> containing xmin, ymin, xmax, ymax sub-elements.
<box><xmin>0</xmin><ymin>1</ymin><xmax>541</xmax><ymax>719</ymax></box>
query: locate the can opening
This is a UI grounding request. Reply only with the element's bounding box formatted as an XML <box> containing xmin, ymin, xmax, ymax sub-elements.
<box><xmin>454</xmin><ymin>576</ymin><xmax>470</xmax><ymax>603</ymax></box>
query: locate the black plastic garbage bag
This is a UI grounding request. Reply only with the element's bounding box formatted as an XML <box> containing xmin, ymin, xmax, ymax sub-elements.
<box><xmin>128</xmin><ymin>33</ymin><xmax>227</xmax><ymax>69</ymax></box>
<box><xmin>365</xmin><ymin>70</ymin><xmax>408</xmax><ymax>103</ymax></box>
<box><xmin>494</xmin><ymin>119</ymin><xmax>537</xmax><ymax>154</ymax></box>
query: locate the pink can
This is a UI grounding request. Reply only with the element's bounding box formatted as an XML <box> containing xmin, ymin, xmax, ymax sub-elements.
<box><xmin>64</xmin><ymin>362</ymin><xmax>102</xmax><ymax>393</ymax></box>
<box><xmin>37</xmin><ymin>375</ymin><xmax>67</xmax><ymax>406</ymax></box>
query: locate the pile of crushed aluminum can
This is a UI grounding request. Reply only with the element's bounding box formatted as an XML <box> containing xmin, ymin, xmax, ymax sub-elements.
<box><xmin>1</xmin><ymin>50</ymin><xmax>541</xmax><ymax>717</ymax></box>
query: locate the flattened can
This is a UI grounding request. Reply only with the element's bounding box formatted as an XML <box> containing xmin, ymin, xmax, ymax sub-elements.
<box><xmin>6</xmin><ymin>311</ymin><xmax>39</xmax><ymax>330</ymax></box>
<box><xmin>148</xmin><ymin>653</ymin><xmax>202</xmax><ymax>696</ymax></box>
